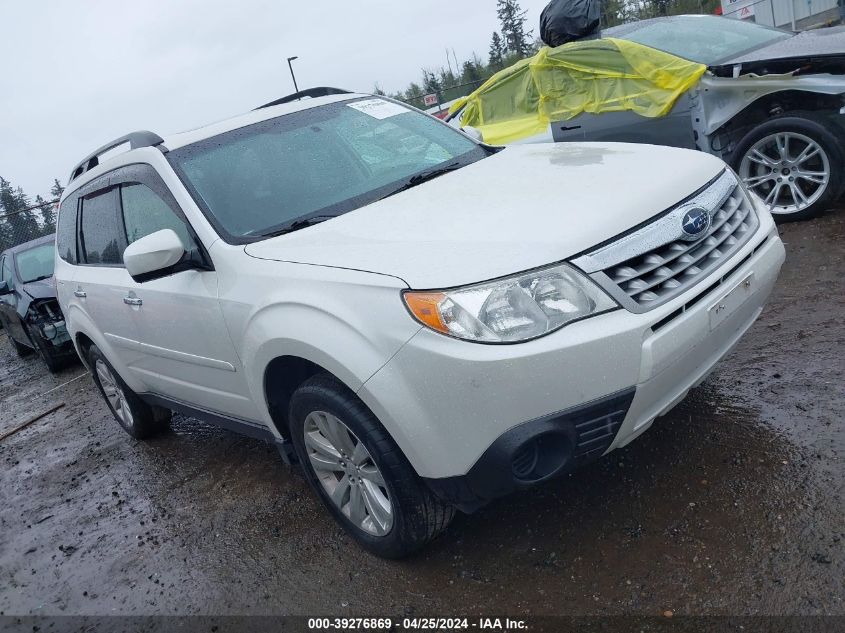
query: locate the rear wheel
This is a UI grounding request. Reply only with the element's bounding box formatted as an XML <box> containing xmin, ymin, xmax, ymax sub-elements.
<box><xmin>88</xmin><ymin>344</ymin><xmax>170</xmax><ymax>439</ymax></box>
<box><xmin>733</xmin><ymin>115</ymin><xmax>843</xmax><ymax>222</ymax></box>
<box><xmin>289</xmin><ymin>373</ymin><xmax>454</xmax><ymax>558</ymax></box>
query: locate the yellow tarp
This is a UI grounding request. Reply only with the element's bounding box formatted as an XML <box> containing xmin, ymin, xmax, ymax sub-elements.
<box><xmin>451</xmin><ymin>38</ymin><xmax>706</xmax><ymax>145</ymax></box>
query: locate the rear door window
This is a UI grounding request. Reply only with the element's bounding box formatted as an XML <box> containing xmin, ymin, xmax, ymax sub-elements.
<box><xmin>79</xmin><ymin>188</ymin><xmax>125</xmax><ymax>265</ymax></box>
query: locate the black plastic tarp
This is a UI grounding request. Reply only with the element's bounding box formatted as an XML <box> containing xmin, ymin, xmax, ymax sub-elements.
<box><xmin>539</xmin><ymin>0</ymin><xmax>601</xmax><ymax>48</ymax></box>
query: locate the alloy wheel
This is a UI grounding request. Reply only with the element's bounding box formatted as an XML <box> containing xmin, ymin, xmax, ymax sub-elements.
<box><xmin>95</xmin><ymin>359</ymin><xmax>134</xmax><ymax>428</ymax></box>
<box><xmin>739</xmin><ymin>131</ymin><xmax>830</xmax><ymax>215</ymax></box>
<box><xmin>303</xmin><ymin>410</ymin><xmax>393</xmax><ymax>536</ymax></box>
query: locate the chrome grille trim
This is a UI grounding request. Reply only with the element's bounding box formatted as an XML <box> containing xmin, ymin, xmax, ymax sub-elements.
<box><xmin>573</xmin><ymin>170</ymin><xmax>759</xmax><ymax>313</ymax></box>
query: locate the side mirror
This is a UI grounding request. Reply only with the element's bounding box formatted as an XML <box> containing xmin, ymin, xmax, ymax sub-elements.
<box><xmin>124</xmin><ymin>229</ymin><xmax>186</xmax><ymax>282</ymax></box>
<box><xmin>461</xmin><ymin>126</ymin><xmax>483</xmax><ymax>142</ymax></box>
<box><xmin>0</xmin><ymin>280</ymin><xmax>9</xmax><ymax>295</ymax></box>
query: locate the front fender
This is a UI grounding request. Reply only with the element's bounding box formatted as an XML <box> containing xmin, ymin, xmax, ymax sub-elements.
<box><xmin>213</xmin><ymin>252</ymin><xmax>421</xmax><ymax>430</ymax></box>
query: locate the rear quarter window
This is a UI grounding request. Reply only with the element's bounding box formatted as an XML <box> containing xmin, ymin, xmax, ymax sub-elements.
<box><xmin>56</xmin><ymin>194</ymin><xmax>79</xmax><ymax>264</ymax></box>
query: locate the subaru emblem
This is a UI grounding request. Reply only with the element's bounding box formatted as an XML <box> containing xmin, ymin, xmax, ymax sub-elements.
<box><xmin>680</xmin><ymin>207</ymin><xmax>711</xmax><ymax>240</ymax></box>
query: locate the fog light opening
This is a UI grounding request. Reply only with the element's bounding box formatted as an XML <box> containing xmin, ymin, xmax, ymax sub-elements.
<box><xmin>511</xmin><ymin>432</ymin><xmax>571</xmax><ymax>482</ymax></box>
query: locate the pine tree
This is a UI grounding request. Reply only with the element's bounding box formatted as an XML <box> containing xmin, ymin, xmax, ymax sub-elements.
<box><xmin>496</xmin><ymin>0</ymin><xmax>532</xmax><ymax>57</ymax></box>
<box><xmin>421</xmin><ymin>69</ymin><xmax>442</xmax><ymax>94</ymax></box>
<box><xmin>0</xmin><ymin>178</ymin><xmax>40</xmax><ymax>247</ymax></box>
<box><xmin>35</xmin><ymin>195</ymin><xmax>56</xmax><ymax>233</ymax></box>
<box><xmin>488</xmin><ymin>32</ymin><xmax>505</xmax><ymax>69</ymax></box>
<box><xmin>461</xmin><ymin>59</ymin><xmax>483</xmax><ymax>85</ymax></box>
<box><xmin>50</xmin><ymin>178</ymin><xmax>64</xmax><ymax>200</ymax></box>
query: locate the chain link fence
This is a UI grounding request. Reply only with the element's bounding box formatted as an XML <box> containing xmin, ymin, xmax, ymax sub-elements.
<box><xmin>0</xmin><ymin>199</ymin><xmax>59</xmax><ymax>254</ymax></box>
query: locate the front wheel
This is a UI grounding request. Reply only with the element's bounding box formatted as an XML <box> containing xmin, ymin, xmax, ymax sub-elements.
<box><xmin>733</xmin><ymin>115</ymin><xmax>843</xmax><ymax>222</ymax></box>
<box><xmin>289</xmin><ymin>374</ymin><xmax>454</xmax><ymax>558</ymax></box>
<box><xmin>88</xmin><ymin>344</ymin><xmax>170</xmax><ymax>439</ymax></box>
<box><xmin>24</xmin><ymin>323</ymin><xmax>62</xmax><ymax>373</ymax></box>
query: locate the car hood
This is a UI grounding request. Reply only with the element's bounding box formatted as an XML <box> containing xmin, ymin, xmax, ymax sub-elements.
<box><xmin>722</xmin><ymin>26</ymin><xmax>845</xmax><ymax>65</ymax></box>
<box><xmin>244</xmin><ymin>143</ymin><xmax>725</xmax><ymax>289</ymax></box>
<box><xmin>21</xmin><ymin>277</ymin><xmax>57</xmax><ymax>300</ymax></box>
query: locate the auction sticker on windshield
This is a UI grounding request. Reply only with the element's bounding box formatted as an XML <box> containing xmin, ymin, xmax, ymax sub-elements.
<box><xmin>347</xmin><ymin>98</ymin><xmax>408</xmax><ymax>119</ymax></box>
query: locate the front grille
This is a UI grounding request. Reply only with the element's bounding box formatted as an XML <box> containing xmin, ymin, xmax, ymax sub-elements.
<box><xmin>573</xmin><ymin>171</ymin><xmax>759</xmax><ymax>312</ymax></box>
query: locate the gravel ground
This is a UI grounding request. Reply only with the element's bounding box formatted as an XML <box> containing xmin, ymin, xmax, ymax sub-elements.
<box><xmin>0</xmin><ymin>212</ymin><xmax>842</xmax><ymax>618</ymax></box>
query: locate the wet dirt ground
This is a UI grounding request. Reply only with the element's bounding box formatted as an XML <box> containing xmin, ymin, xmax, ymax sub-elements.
<box><xmin>0</xmin><ymin>213</ymin><xmax>842</xmax><ymax>618</ymax></box>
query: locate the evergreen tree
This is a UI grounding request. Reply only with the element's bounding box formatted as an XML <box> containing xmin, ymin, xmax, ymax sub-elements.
<box><xmin>461</xmin><ymin>59</ymin><xmax>483</xmax><ymax>85</ymax></box>
<box><xmin>488</xmin><ymin>32</ymin><xmax>505</xmax><ymax>69</ymax></box>
<box><xmin>405</xmin><ymin>82</ymin><xmax>424</xmax><ymax>101</ymax></box>
<box><xmin>496</xmin><ymin>0</ymin><xmax>532</xmax><ymax>57</ymax></box>
<box><xmin>421</xmin><ymin>69</ymin><xmax>442</xmax><ymax>94</ymax></box>
<box><xmin>50</xmin><ymin>178</ymin><xmax>64</xmax><ymax>200</ymax></box>
<box><xmin>0</xmin><ymin>177</ymin><xmax>40</xmax><ymax>248</ymax></box>
<box><xmin>35</xmin><ymin>195</ymin><xmax>56</xmax><ymax>233</ymax></box>
<box><xmin>438</xmin><ymin>68</ymin><xmax>457</xmax><ymax>90</ymax></box>
<box><xmin>373</xmin><ymin>83</ymin><xmax>386</xmax><ymax>96</ymax></box>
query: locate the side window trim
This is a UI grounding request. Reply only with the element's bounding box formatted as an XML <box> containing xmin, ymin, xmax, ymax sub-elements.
<box><xmin>65</xmin><ymin>162</ymin><xmax>213</xmax><ymax>273</ymax></box>
<box><xmin>109</xmin><ymin>164</ymin><xmax>213</xmax><ymax>273</ymax></box>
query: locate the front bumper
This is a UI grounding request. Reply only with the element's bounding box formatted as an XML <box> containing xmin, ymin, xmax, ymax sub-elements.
<box><xmin>358</xmin><ymin>215</ymin><xmax>785</xmax><ymax>505</ymax></box>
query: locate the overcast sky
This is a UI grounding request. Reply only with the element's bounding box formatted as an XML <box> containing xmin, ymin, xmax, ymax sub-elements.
<box><xmin>0</xmin><ymin>0</ymin><xmax>551</xmax><ymax>200</ymax></box>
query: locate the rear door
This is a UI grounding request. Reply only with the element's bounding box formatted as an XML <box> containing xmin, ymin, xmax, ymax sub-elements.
<box><xmin>112</xmin><ymin>165</ymin><xmax>254</xmax><ymax>420</ymax></box>
<box><xmin>72</xmin><ymin>177</ymin><xmax>144</xmax><ymax>377</ymax></box>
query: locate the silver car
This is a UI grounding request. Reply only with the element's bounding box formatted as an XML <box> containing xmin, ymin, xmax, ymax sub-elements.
<box><xmin>452</xmin><ymin>15</ymin><xmax>845</xmax><ymax>222</ymax></box>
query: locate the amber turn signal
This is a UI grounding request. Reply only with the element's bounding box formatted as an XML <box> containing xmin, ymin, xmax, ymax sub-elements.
<box><xmin>403</xmin><ymin>292</ymin><xmax>448</xmax><ymax>334</ymax></box>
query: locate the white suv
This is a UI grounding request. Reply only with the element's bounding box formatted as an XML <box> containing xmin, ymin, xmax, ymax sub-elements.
<box><xmin>55</xmin><ymin>88</ymin><xmax>785</xmax><ymax>557</ymax></box>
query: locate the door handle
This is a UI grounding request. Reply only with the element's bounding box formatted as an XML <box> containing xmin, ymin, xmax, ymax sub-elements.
<box><xmin>74</xmin><ymin>290</ymin><xmax>87</xmax><ymax>298</ymax></box>
<box><xmin>123</xmin><ymin>296</ymin><xmax>142</xmax><ymax>306</ymax></box>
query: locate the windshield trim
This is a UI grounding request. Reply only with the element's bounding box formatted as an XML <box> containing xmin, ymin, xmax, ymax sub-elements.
<box><xmin>166</xmin><ymin>97</ymin><xmax>490</xmax><ymax>245</ymax></box>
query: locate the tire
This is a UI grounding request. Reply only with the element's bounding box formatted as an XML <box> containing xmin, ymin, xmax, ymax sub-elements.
<box><xmin>88</xmin><ymin>344</ymin><xmax>171</xmax><ymax>439</ymax></box>
<box><xmin>289</xmin><ymin>373</ymin><xmax>454</xmax><ymax>558</ymax></box>
<box><xmin>732</xmin><ymin>114</ymin><xmax>843</xmax><ymax>223</ymax></box>
<box><xmin>23</xmin><ymin>323</ymin><xmax>62</xmax><ymax>373</ymax></box>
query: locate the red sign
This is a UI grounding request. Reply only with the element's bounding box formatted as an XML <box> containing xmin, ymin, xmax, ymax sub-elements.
<box><xmin>423</xmin><ymin>93</ymin><xmax>438</xmax><ymax>107</ymax></box>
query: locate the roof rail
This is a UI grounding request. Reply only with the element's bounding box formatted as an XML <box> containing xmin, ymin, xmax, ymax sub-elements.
<box><xmin>68</xmin><ymin>130</ymin><xmax>166</xmax><ymax>183</ymax></box>
<box><xmin>255</xmin><ymin>87</ymin><xmax>353</xmax><ymax>110</ymax></box>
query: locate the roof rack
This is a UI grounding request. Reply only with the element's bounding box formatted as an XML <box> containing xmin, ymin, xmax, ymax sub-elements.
<box><xmin>68</xmin><ymin>130</ymin><xmax>166</xmax><ymax>183</ymax></box>
<box><xmin>255</xmin><ymin>87</ymin><xmax>353</xmax><ymax>110</ymax></box>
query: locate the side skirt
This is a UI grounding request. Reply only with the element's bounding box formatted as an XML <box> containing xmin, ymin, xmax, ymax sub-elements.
<box><xmin>139</xmin><ymin>393</ymin><xmax>298</xmax><ymax>464</ymax></box>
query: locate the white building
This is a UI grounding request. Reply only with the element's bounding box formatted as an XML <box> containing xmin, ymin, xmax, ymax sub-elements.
<box><xmin>721</xmin><ymin>0</ymin><xmax>841</xmax><ymax>29</ymax></box>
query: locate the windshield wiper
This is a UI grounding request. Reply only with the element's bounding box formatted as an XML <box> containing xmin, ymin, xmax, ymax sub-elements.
<box><xmin>257</xmin><ymin>215</ymin><xmax>337</xmax><ymax>238</ymax></box>
<box><xmin>24</xmin><ymin>275</ymin><xmax>52</xmax><ymax>283</ymax></box>
<box><xmin>377</xmin><ymin>161</ymin><xmax>464</xmax><ymax>201</ymax></box>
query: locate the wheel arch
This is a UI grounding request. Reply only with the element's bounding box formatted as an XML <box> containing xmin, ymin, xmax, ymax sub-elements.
<box><xmin>262</xmin><ymin>354</ymin><xmax>330</xmax><ymax>441</ymax></box>
<box><xmin>707</xmin><ymin>89</ymin><xmax>845</xmax><ymax>160</ymax></box>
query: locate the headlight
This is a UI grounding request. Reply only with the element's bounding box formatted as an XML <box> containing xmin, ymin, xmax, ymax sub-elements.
<box><xmin>403</xmin><ymin>263</ymin><xmax>617</xmax><ymax>343</ymax></box>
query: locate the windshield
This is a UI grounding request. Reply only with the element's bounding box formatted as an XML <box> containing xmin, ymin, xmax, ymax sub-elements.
<box><xmin>15</xmin><ymin>242</ymin><xmax>55</xmax><ymax>283</ymax></box>
<box><xmin>606</xmin><ymin>15</ymin><xmax>792</xmax><ymax>65</ymax></box>
<box><xmin>168</xmin><ymin>98</ymin><xmax>487</xmax><ymax>241</ymax></box>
